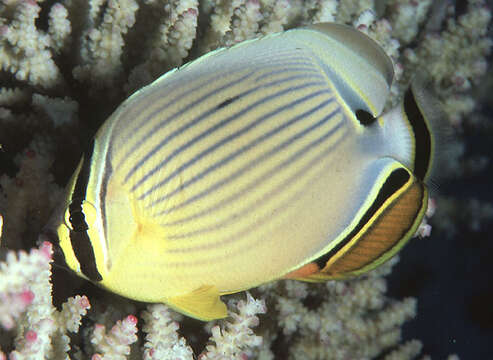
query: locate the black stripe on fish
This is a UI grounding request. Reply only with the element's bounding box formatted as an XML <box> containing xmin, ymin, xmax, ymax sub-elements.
<box><xmin>314</xmin><ymin>167</ymin><xmax>411</xmax><ymax>270</ymax></box>
<box><xmin>68</xmin><ymin>140</ymin><xmax>103</xmax><ymax>282</ymax></box>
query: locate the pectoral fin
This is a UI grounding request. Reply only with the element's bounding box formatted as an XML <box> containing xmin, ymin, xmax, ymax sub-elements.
<box><xmin>167</xmin><ymin>285</ymin><xmax>228</xmax><ymax>321</ymax></box>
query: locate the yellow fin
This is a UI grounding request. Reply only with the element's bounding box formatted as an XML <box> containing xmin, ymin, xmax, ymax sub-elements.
<box><xmin>167</xmin><ymin>285</ymin><xmax>227</xmax><ymax>321</ymax></box>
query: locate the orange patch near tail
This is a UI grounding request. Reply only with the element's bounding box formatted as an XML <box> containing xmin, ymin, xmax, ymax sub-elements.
<box><xmin>283</xmin><ymin>262</ymin><xmax>320</xmax><ymax>279</ymax></box>
<box><xmin>322</xmin><ymin>181</ymin><xmax>425</xmax><ymax>277</ymax></box>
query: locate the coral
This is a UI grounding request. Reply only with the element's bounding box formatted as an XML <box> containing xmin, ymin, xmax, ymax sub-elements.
<box><xmin>0</xmin><ymin>241</ymin><xmax>267</xmax><ymax>359</ymax></box>
<box><xmin>0</xmin><ymin>242</ymin><xmax>90</xmax><ymax>359</ymax></box>
<box><xmin>199</xmin><ymin>293</ymin><xmax>266</xmax><ymax>360</ymax></box>
<box><xmin>251</xmin><ymin>258</ymin><xmax>421</xmax><ymax>360</ymax></box>
<box><xmin>91</xmin><ymin>315</ymin><xmax>139</xmax><ymax>360</ymax></box>
<box><xmin>0</xmin><ymin>0</ymin><xmax>491</xmax><ymax>358</ymax></box>
<box><xmin>72</xmin><ymin>0</ymin><xmax>139</xmax><ymax>90</ymax></box>
<box><xmin>141</xmin><ymin>304</ymin><xmax>194</xmax><ymax>360</ymax></box>
<box><xmin>0</xmin><ymin>0</ymin><xmax>67</xmax><ymax>87</ymax></box>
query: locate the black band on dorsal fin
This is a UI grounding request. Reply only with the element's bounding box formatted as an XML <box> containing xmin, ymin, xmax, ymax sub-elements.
<box><xmin>68</xmin><ymin>140</ymin><xmax>103</xmax><ymax>282</ymax></box>
<box><xmin>404</xmin><ymin>87</ymin><xmax>432</xmax><ymax>181</ymax></box>
<box><xmin>314</xmin><ymin>167</ymin><xmax>411</xmax><ymax>270</ymax></box>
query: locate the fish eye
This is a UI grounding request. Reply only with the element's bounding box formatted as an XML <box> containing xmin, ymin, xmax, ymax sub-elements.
<box><xmin>355</xmin><ymin>109</ymin><xmax>377</xmax><ymax>126</ymax></box>
<box><xmin>64</xmin><ymin>200</ymin><xmax>97</xmax><ymax>232</ymax></box>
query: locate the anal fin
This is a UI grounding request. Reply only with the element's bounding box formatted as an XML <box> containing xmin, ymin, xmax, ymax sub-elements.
<box><xmin>168</xmin><ymin>285</ymin><xmax>228</xmax><ymax>321</ymax></box>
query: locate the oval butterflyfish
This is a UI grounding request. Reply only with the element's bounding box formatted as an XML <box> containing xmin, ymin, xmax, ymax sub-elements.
<box><xmin>46</xmin><ymin>23</ymin><xmax>447</xmax><ymax>320</ymax></box>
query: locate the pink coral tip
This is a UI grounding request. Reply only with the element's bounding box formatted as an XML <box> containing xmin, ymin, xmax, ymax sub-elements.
<box><xmin>91</xmin><ymin>354</ymin><xmax>102</xmax><ymax>360</ymax></box>
<box><xmin>20</xmin><ymin>290</ymin><xmax>35</xmax><ymax>305</ymax></box>
<box><xmin>185</xmin><ymin>8</ymin><xmax>198</xmax><ymax>16</ymax></box>
<box><xmin>79</xmin><ymin>295</ymin><xmax>91</xmax><ymax>309</ymax></box>
<box><xmin>0</xmin><ymin>26</ymin><xmax>9</xmax><ymax>36</ymax></box>
<box><xmin>125</xmin><ymin>314</ymin><xmax>138</xmax><ymax>325</ymax></box>
<box><xmin>40</xmin><ymin>241</ymin><xmax>53</xmax><ymax>259</ymax></box>
<box><xmin>25</xmin><ymin>330</ymin><xmax>37</xmax><ymax>343</ymax></box>
<box><xmin>25</xmin><ymin>149</ymin><xmax>36</xmax><ymax>158</ymax></box>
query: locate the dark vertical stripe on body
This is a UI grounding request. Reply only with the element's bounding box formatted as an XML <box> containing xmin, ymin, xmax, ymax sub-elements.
<box><xmin>68</xmin><ymin>140</ymin><xmax>103</xmax><ymax>281</ymax></box>
<box><xmin>404</xmin><ymin>88</ymin><xmax>431</xmax><ymax>181</ymax></box>
<box><xmin>99</xmin><ymin>146</ymin><xmax>113</xmax><ymax>259</ymax></box>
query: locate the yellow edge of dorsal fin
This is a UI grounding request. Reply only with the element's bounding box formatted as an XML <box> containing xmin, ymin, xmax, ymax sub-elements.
<box><xmin>167</xmin><ymin>285</ymin><xmax>227</xmax><ymax>321</ymax></box>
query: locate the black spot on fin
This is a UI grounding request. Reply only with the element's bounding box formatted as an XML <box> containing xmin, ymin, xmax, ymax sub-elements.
<box><xmin>355</xmin><ymin>109</ymin><xmax>377</xmax><ymax>126</ymax></box>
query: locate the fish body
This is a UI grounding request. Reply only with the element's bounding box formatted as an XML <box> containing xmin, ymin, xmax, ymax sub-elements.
<box><xmin>50</xmin><ymin>23</ymin><xmax>443</xmax><ymax>320</ymax></box>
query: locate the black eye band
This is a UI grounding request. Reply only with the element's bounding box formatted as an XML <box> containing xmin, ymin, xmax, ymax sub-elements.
<box><xmin>68</xmin><ymin>140</ymin><xmax>103</xmax><ymax>282</ymax></box>
<box><xmin>68</xmin><ymin>197</ymin><xmax>88</xmax><ymax>232</ymax></box>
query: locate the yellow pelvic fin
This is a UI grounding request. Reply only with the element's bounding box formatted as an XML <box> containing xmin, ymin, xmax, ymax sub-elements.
<box><xmin>167</xmin><ymin>285</ymin><xmax>228</xmax><ymax>321</ymax></box>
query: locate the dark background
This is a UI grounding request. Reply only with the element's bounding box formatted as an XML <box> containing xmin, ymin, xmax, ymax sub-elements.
<box><xmin>387</xmin><ymin>87</ymin><xmax>493</xmax><ymax>358</ymax></box>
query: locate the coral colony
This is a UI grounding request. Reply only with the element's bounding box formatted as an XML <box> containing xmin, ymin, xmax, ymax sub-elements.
<box><xmin>0</xmin><ymin>0</ymin><xmax>491</xmax><ymax>359</ymax></box>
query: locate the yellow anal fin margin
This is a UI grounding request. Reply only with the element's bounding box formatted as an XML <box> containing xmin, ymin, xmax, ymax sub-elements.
<box><xmin>303</xmin><ymin>179</ymin><xmax>427</xmax><ymax>282</ymax></box>
<box><xmin>167</xmin><ymin>285</ymin><xmax>228</xmax><ymax>321</ymax></box>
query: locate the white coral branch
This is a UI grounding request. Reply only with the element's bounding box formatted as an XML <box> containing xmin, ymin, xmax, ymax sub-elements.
<box><xmin>141</xmin><ymin>304</ymin><xmax>194</xmax><ymax>360</ymax></box>
<box><xmin>0</xmin><ymin>243</ymin><xmax>91</xmax><ymax>359</ymax></box>
<box><xmin>199</xmin><ymin>292</ymin><xmax>266</xmax><ymax>360</ymax></box>
<box><xmin>91</xmin><ymin>315</ymin><xmax>139</xmax><ymax>360</ymax></box>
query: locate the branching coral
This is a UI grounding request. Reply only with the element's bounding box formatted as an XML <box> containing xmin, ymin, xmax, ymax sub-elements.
<box><xmin>0</xmin><ymin>0</ymin><xmax>69</xmax><ymax>87</ymax></box>
<box><xmin>0</xmin><ymin>242</ymin><xmax>90</xmax><ymax>359</ymax></box>
<box><xmin>250</xmin><ymin>258</ymin><xmax>422</xmax><ymax>360</ymax></box>
<box><xmin>0</xmin><ymin>0</ymin><xmax>491</xmax><ymax>358</ymax></box>
<box><xmin>0</xmin><ymin>243</ymin><xmax>267</xmax><ymax>359</ymax></box>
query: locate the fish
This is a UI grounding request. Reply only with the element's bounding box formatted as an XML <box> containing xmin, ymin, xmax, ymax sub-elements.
<box><xmin>47</xmin><ymin>23</ymin><xmax>446</xmax><ymax>321</ymax></box>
